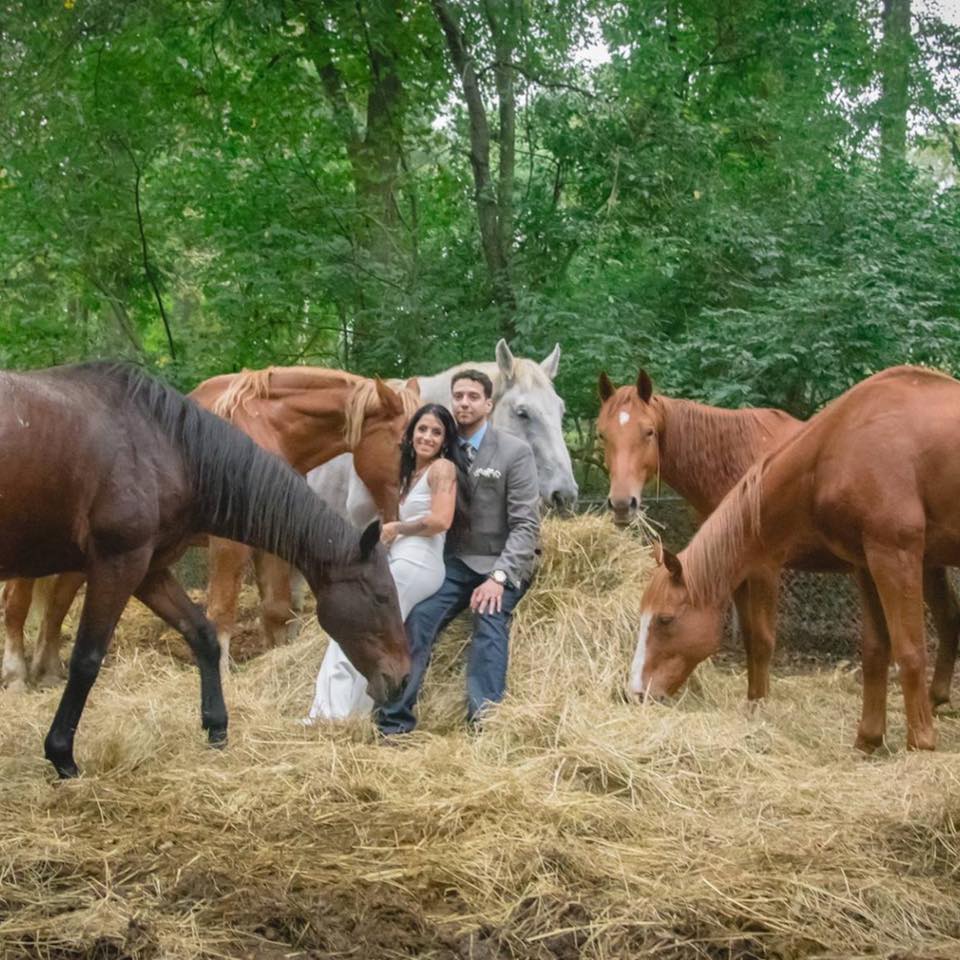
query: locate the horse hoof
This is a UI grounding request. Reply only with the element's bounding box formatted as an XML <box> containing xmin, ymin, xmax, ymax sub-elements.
<box><xmin>854</xmin><ymin>732</ymin><xmax>884</xmax><ymax>754</ymax></box>
<box><xmin>207</xmin><ymin>727</ymin><xmax>228</xmax><ymax>749</ymax></box>
<box><xmin>52</xmin><ymin>760</ymin><xmax>80</xmax><ymax>779</ymax></box>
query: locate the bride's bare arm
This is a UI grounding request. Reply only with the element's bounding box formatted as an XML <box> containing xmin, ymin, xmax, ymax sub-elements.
<box><xmin>382</xmin><ymin>460</ymin><xmax>457</xmax><ymax>543</ymax></box>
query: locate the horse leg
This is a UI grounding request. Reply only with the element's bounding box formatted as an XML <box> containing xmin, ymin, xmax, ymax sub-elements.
<box><xmin>733</xmin><ymin>572</ymin><xmax>779</xmax><ymax>701</ymax></box>
<box><xmin>252</xmin><ymin>551</ymin><xmax>294</xmax><ymax>649</ymax></box>
<box><xmin>134</xmin><ymin>568</ymin><xmax>227</xmax><ymax>747</ymax></box>
<box><xmin>2</xmin><ymin>578</ymin><xmax>34</xmax><ymax>691</ymax></box>
<box><xmin>864</xmin><ymin>545</ymin><xmax>935</xmax><ymax>751</ymax></box>
<box><xmin>854</xmin><ymin>569</ymin><xmax>891</xmax><ymax>752</ymax></box>
<box><xmin>44</xmin><ymin>549</ymin><xmax>152</xmax><ymax>778</ymax></box>
<box><xmin>31</xmin><ymin>573</ymin><xmax>85</xmax><ymax>688</ymax></box>
<box><xmin>206</xmin><ymin>537</ymin><xmax>251</xmax><ymax>677</ymax></box>
<box><xmin>924</xmin><ymin>566</ymin><xmax>959</xmax><ymax>711</ymax></box>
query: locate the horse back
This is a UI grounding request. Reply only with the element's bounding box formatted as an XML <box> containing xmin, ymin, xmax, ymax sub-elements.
<box><xmin>0</xmin><ymin>370</ymin><xmax>188</xmax><ymax>578</ymax></box>
<box><xmin>790</xmin><ymin>367</ymin><xmax>960</xmax><ymax>565</ymax></box>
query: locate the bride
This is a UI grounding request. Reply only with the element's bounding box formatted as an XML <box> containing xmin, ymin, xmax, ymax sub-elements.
<box><xmin>305</xmin><ymin>403</ymin><xmax>470</xmax><ymax>721</ymax></box>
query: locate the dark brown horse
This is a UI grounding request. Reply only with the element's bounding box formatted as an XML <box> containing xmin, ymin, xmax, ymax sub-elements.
<box><xmin>634</xmin><ymin>366</ymin><xmax>960</xmax><ymax>750</ymax></box>
<box><xmin>599</xmin><ymin>369</ymin><xmax>960</xmax><ymax>707</ymax></box>
<box><xmin>2</xmin><ymin>366</ymin><xmax>419</xmax><ymax>686</ymax></box>
<box><xmin>0</xmin><ymin>362</ymin><xmax>409</xmax><ymax>777</ymax></box>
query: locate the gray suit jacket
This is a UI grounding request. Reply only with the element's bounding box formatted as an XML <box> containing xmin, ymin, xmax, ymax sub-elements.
<box><xmin>449</xmin><ymin>425</ymin><xmax>541</xmax><ymax>586</ymax></box>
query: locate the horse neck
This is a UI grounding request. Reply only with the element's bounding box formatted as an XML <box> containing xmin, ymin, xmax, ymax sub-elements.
<box><xmin>234</xmin><ymin>372</ymin><xmax>360</xmax><ymax>473</ymax></box>
<box><xmin>139</xmin><ymin>367</ymin><xmax>357</xmax><ymax>577</ymax></box>
<box><xmin>656</xmin><ymin>396</ymin><xmax>791</xmax><ymax>515</ymax></box>
<box><xmin>196</xmin><ymin>434</ymin><xmax>353</xmax><ymax>577</ymax></box>
<box><xmin>681</xmin><ymin>450</ymin><xmax>802</xmax><ymax>607</ymax></box>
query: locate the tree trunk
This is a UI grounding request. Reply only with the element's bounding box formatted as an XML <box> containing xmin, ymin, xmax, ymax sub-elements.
<box><xmin>880</xmin><ymin>0</ymin><xmax>911</xmax><ymax>174</ymax></box>
<box><xmin>305</xmin><ymin>2</ymin><xmax>407</xmax><ymax>362</ymax></box>
<box><xmin>433</xmin><ymin>0</ymin><xmax>518</xmax><ymax>337</ymax></box>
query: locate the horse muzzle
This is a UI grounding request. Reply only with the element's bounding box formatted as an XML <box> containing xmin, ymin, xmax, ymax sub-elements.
<box><xmin>367</xmin><ymin>671</ymin><xmax>408</xmax><ymax>706</ymax></box>
<box><xmin>624</xmin><ymin>684</ymin><xmax>669</xmax><ymax>705</ymax></box>
<box><xmin>608</xmin><ymin>496</ymin><xmax>639</xmax><ymax>527</ymax></box>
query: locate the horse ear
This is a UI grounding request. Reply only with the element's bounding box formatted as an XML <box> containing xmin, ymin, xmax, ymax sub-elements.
<box><xmin>598</xmin><ymin>371</ymin><xmax>616</xmax><ymax>402</ymax></box>
<box><xmin>658</xmin><ymin>546</ymin><xmax>683</xmax><ymax>584</ymax></box>
<box><xmin>375</xmin><ymin>378</ymin><xmax>404</xmax><ymax>418</ymax></box>
<box><xmin>541</xmin><ymin>344</ymin><xmax>561</xmax><ymax>380</ymax></box>
<box><xmin>359</xmin><ymin>520</ymin><xmax>381</xmax><ymax>561</ymax></box>
<box><xmin>406</xmin><ymin>376</ymin><xmax>422</xmax><ymax>399</ymax></box>
<box><xmin>495</xmin><ymin>339</ymin><xmax>516</xmax><ymax>383</ymax></box>
<box><xmin>637</xmin><ymin>369</ymin><xmax>654</xmax><ymax>404</ymax></box>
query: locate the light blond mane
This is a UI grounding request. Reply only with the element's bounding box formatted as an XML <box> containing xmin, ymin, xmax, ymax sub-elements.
<box><xmin>211</xmin><ymin>368</ymin><xmax>273</xmax><ymax>421</ymax></box>
<box><xmin>343</xmin><ymin>379</ymin><xmax>419</xmax><ymax>450</ymax></box>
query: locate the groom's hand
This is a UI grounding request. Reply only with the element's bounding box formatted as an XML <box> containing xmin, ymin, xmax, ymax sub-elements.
<box><xmin>471</xmin><ymin>578</ymin><xmax>504</xmax><ymax>615</ymax></box>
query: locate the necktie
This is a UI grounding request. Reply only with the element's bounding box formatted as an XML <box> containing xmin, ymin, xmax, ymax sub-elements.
<box><xmin>462</xmin><ymin>441</ymin><xmax>476</xmax><ymax>465</ymax></box>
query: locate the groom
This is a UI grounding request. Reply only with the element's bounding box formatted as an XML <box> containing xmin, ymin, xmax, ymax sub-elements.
<box><xmin>375</xmin><ymin>369</ymin><xmax>541</xmax><ymax>736</ymax></box>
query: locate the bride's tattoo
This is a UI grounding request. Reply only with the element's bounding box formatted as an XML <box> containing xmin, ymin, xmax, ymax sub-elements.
<box><xmin>398</xmin><ymin>518</ymin><xmax>429</xmax><ymax>536</ymax></box>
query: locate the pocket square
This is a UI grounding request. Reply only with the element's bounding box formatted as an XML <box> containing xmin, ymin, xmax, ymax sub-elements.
<box><xmin>472</xmin><ymin>467</ymin><xmax>502</xmax><ymax>479</ymax></box>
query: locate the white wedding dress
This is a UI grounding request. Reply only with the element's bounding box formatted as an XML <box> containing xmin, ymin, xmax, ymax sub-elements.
<box><xmin>305</xmin><ymin>467</ymin><xmax>447</xmax><ymax>721</ymax></box>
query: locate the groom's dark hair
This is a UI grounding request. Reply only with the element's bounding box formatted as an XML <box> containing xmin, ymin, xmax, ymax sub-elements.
<box><xmin>451</xmin><ymin>369</ymin><xmax>494</xmax><ymax>399</ymax></box>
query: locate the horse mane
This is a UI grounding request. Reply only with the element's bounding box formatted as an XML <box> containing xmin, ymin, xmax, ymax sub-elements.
<box><xmin>70</xmin><ymin>363</ymin><xmax>359</xmax><ymax>571</ymax></box>
<box><xmin>342</xmin><ymin>379</ymin><xmax>420</xmax><ymax>449</ymax></box>
<box><xmin>681</xmin><ymin>459</ymin><xmax>766</xmax><ymax>606</ymax></box>
<box><xmin>657</xmin><ymin>396</ymin><xmax>798</xmax><ymax>506</ymax></box>
<box><xmin>210</xmin><ymin>368</ymin><xmax>273</xmax><ymax>420</ymax></box>
<box><xmin>210</xmin><ymin>366</ymin><xmax>418</xmax><ymax>448</ymax></box>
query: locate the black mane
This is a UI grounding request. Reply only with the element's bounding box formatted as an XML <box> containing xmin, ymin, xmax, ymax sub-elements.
<box><xmin>67</xmin><ymin>362</ymin><xmax>359</xmax><ymax>573</ymax></box>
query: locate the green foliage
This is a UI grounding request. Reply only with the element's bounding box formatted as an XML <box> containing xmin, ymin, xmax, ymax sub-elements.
<box><xmin>0</xmin><ymin>0</ymin><xmax>958</xmax><ymax>427</ymax></box>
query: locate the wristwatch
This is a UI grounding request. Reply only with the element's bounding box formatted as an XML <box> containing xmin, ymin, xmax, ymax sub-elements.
<box><xmin>490</xmin><ymin>569</ymin><xmax>508</xmax><ymax>586</ymax></box>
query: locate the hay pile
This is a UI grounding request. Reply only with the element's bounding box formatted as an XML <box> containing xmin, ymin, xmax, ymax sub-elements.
<box><xmin>1</xmin><ymin>516</ymin><xmax>960</xmax><ymax>959</ymax></box>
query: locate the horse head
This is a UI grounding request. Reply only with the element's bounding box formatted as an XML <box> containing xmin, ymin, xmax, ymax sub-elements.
<box><xmin>597</xmin><ymin>368</ymin><xmax>660</xmax><ymax>527</ymax></box>
<box><xmin>309</xmin><ymin>520</ymin><xmax>411</xmax><ymax>705</ymax></box>
<box><xmin>628</xmin><ymin>546</ymin><xmax>724</xmax><ymax>702</ymax></box>
<box><xmin>491</xmin><ymin>339</ymin><xmax>579</xmax><ymax>511</ymax></box>
<box><xmin>351</xmin><ymin>379</ymin><xmax>421</xmax><ymax>523</ymax></box>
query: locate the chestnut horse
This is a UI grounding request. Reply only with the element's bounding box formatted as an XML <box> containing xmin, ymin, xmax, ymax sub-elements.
<box><xmin>600</xmin><ymin>369</ymin><xmax>960</xmax><ymax>707</ymax></box>
<box><xmin>0</xmin><ymin>362</ymin><xmax>408</xmax><ymax>777</ymax></box>
<box><xmin>2</xmin><ymin>367</ymin><xmax>419</xmax><ymax>684</ymax></box>
<box><xmin>633</xmin><ymin>365</ymin><xmax>960</xmax><ymax>751</ymax></box>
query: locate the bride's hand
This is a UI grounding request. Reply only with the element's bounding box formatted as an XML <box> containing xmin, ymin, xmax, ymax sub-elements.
<box><xmin>380</xmin><ymin>522</ymin><xmax>401</xmax><ymax>546</ymax></box>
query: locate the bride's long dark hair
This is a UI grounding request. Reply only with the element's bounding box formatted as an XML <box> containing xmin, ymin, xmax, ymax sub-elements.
<box><xmin>399</xmin><ymin>403</ymin><xmax>471</xmax><ymax>534</ymax></box>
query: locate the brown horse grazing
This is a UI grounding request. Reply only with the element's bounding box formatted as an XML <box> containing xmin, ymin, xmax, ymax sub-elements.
<box><xmin>632</xmin><ymin>365</ymin><xmax>960</xmax><ymax>752</ymax></box>
<box><xmin>2</xmin><ymin>366</ymin><xmax>419</xmax><ymax>685</ymax></box>
<box><xmin>600</xmin><ymin>369</ymin><xmax>960</xmax><ymax>706</ymax></box>
<box><xmin>0</xmin><ymin>362</ymin><xmax>409</xmax><ymax>777</ymax></box>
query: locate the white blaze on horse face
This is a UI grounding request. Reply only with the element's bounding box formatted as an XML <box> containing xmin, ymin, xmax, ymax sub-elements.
<box><xmin>618</xmin><ymin>410</ymin><xmax>631</xmax><ymax>427</ymax></box>
<box><xmin>630</xmin><ymin>612</ymin><xmax>652</xmax><ymax>696</ymax></box>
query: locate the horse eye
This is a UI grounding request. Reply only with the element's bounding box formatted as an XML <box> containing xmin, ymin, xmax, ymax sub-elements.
<box><xmin>645</xmin><ymin>429</ymin><xmax>655</xmax><ymax>439</ymax></box>
<box><xmin>656</xmin><ymin>614</ymin><xmax>674</xmax><ymax>626</ymax></box>
<box><xmin>515</xmin><ymin>407</ymin><xmax>530</xmax><ymax>419</ymax></box>
<box><xmin>374</xmin><ymin>593</ymin><xmax>390</xmax><ymax>605</ymax></box>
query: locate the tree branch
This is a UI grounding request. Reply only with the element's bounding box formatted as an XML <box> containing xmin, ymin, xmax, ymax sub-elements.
<box><xmin>119</xmin><ymin>141</ymin><xmax>176</xmax><ymax>360</ymax></box>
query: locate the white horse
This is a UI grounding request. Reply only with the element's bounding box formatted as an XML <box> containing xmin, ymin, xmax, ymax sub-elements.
<box><xmin>307</xmin><ymin>340</ymin><xmax>578</xmax><ymax>526</ymax></box>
